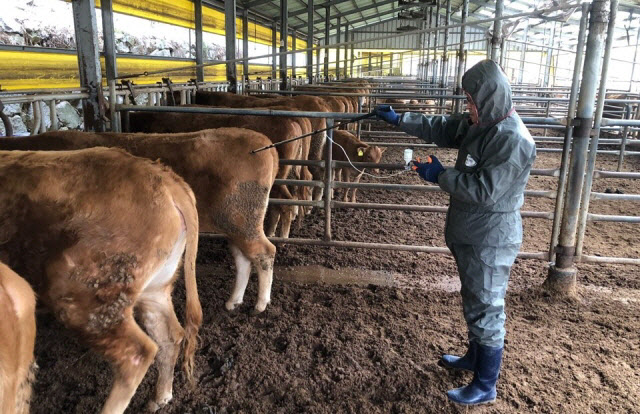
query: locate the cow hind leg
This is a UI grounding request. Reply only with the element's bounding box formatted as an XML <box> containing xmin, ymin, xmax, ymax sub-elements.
<box><xmin>137</xmin><ymin>290</ymin><xmax>184</xmax><ymax>412</ymax></box>
<box><xmin>233</xmin><ymin>236</ymin><xmax>276</xmax><ymax>313</ymax></box>
<box><xmin>97</xmin><ymin>317</ymin><xmax>158</xmax><ymax>414</ymax></box>
<box><xmin>225</xmin><ymin>244</ymin><xmax>252</xmax><ymax>311</ymax></box>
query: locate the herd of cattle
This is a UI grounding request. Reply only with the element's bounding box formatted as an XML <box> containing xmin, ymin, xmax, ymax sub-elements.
<box><xmin>0</xmin><ymin>80</ymin><xmax>399</xmax><ymax>413</ymax></box>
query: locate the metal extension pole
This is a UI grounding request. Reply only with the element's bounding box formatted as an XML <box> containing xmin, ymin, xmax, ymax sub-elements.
<box><xmin>575</xmin><ymin>0</ymin><xmax>618</xmax><ymax>259</ymax></box>
<box><xmin>440</xmin><ymin>0</ymin><xmax>451</xmax><ymax>91</ymax></box>
<box><xmin>546</xmin><ymin>0</ymin><xmax>610</xmax><ymax>295</ymax></box>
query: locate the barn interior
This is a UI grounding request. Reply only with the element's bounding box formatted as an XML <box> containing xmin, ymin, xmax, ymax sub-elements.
<box><xmin>1</xmin><ymin>0</ymin><xmax>639</xmax><ymax>412</ymax></box>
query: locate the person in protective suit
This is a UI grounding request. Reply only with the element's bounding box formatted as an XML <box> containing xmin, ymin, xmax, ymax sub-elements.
<box><xmin>375</xmin><ymin>59</ymin><xmax>536</xmax><ymax>406</ymax></box>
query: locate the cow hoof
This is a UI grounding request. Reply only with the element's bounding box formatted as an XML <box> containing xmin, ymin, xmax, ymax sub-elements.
<box><xmin>254</xmin><ymin>301</ymin><xmax>269</xmax><ymax>313</ymax></box>
<box><xmin>147</xmin><ymin>396</ymin><xmax>171</xmax><ymax>413</ymax></box>
<box><xmin>225</xmin><ymin>300</ymin><xmax>242</xmax><ymax>311</ymax></box>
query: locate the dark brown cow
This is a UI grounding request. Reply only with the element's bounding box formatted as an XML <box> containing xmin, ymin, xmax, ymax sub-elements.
<box><xmin>0</xmin><ymin>147</ymin><xmax>202</xmax><ymax>413</ymax></box>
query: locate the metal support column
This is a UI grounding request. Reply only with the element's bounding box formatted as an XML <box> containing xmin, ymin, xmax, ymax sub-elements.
<box><xmin>324</xmin><ymin>7</ymin><xmax>330</xmax><ymax>82</ymax></box>
<box><xmin>280</xmin><ymin>0</ymin><xmax>288</xmax><ymax>90</ymax></box>
<box><xmin>324</xmin><ymin>119</ymin><xmax>334</xmax><ymax>240</ymax></box>
<box><xmin>307</xmin><ymin>0</ymin><xmax>314</xmax><ymax>84</ymax></box>
<box><xmin>335</xmin><ymin>17</ymin><xmax>341</xmax><ymax>80</ymax></box>
<box><xmin>243</xmin><ymin>10</ymin><xmax>250</xmax><ymax>86</ymax></box>
<box><xmin>225</xmin><ymin>0</ymin><xmax>238</xmax><ymax>93</ymax></box>
<box><xmin>292</xmin><ymin>31</ymin><xmax>297</xmax><ymax>80</ymax></box>
<box><xmin>71</xmin><ymin>0</ymin><xmax>103</xmax><ymax>131</ymax></box>
<box><xmin>454</xmin><ymin>0</ymin><xmax>467</xmax><ymax>113</ymax></box>
<box><xmin>544</xmin><ymin>22</ymin><xmax>557</xmax><ymax>87</ymax></box>
<box><xmin>629</xmin><ymin>27</ymin><xmax>640</xmax><ymax>91</ymax></box>
<box><xmin>575</xmin><ymin>0</ymin><xmax>618</xmax><ymax>259</ymax></box>
<box><xmin>349</xmin><ymin>33</ymin><xmax>355</xmax><ymax>77</ymax></box>
<box><xmin>425</xmin><ymin>6</ymin><xmax>432</xmax><ymax>81</ymax></box>
<box><xmin>432</xmin><ymin>1</ymin><xmax>440</xmax><ymax>85</ymax></box>
<box><xmin>272</xmin><ymin>23</ymin><xmax>278</xmax><ymax>81</ymax></box>
<box><xmin>101</xmin><ymin>0</ymin><xmax>117</xmax><ymax>82</ymax></box>
<box><xmin>491</xmin><ymin>0</ymin><xmax>504</xmax><ymax>62</ymax></box>
<box><xmin>546</xmin><ymin>0</ymin><xmax>610</xmax><ymax>295</ymax></box>
<box><xmin>101</xmin><ymin>0</ymin><xmax>118</xmax><ymax>131</ymax></box>
<box><xmin>517</xmin><ymin>22</ymin><xmax>528</xmax><ymax>84</ymax></box>
<box><xmin>548</xmin><ymin>2</ymin><xmax>589</xmax><ymax>265</ymax></box>
<box><xmin>344</xmin><ymin>25</ymin><xmax>349</xmax><ymax>79</ymax></box>
<box><xmin>440</xmin><ymin>0</ymin><xmax>451</xmax><ymax>90</ymax></box>
<box><xmin>195</xmin><ymin>0</ymin><xmax>204</xmax><ymax>82</ymax></box>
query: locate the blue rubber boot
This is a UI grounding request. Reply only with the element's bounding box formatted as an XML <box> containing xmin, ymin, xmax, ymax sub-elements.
<box><xmin>447</xmin><ymin>344</ymin><xmax>503</xmax><ymax>406</ymax></box>
<box><xmin>440</xmin><ymin>341</ymin><xmax>477</xmax><ymax>372</ymax></box>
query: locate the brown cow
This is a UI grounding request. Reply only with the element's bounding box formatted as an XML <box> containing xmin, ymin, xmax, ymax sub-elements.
<box><xmin>195</xmin><ymin>92</ymin><xmax>331</xmax><ymax>202</ymax></box>
<box><xmin>331</xmin><ymin>130</ymin><xmax>385</xmax><ymax>203</ymax></box>
<box><xmin>0</xmin><ymin>147</ymin><xmax>202</xmax><ymax>413</ymax></box>
<box><xmin>0</xmin><ymin>128</ymin><xmax>278</xmax><ymax>313</ymax></box>
<box><xmin>127</xmin><ymin>110</ymin><xmax>312</xmax><ymax>237</ymax></box>
<box><xmin>0</xmin><ymin>262</ymin><xmax>36</xmax><ymax>414</ymax></box>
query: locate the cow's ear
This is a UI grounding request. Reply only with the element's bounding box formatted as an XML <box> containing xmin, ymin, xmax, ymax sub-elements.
<box><xmin>357</xmin><ymin>147</ymin><xmax>366</xmax><ymax>157</ymax></box>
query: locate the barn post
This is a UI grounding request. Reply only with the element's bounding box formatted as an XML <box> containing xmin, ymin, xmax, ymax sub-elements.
<box><xmin>517</xmin><ymin>21</ymin><xmax>528</xmax><ymax>84</ymax></box>
<box><xmin>272</xmin><ymin>23</ymin><xmax>278</xmax><ymax>82</ymax></box>
<box><xmin>71</xmin><ymin>0</ymin><xmax>104</xmax><ymax>132</ymax></box>
<box><xmin>324</xmin><ymin>119</ymin><xmax>334</xmax><ymax>241</ymax></box>
<box><xmin>432</xmin><ymin>1</ymin><xmax>440</xmax><ymax>84</ymax></box>
<box><xmin>425</xmin><ymin>6</ymin><xmax>432</xmax><ymax>82</ymax></box>
<box><xmin>454</xmin><ymin>0</ymin><xmax>467</xmax><ymax>113</ymax></box>
<box><xmin>491</xmin><ymin>0</ymin><xmax>504</xmax><ymax>62</ymax></box>
<box><xmin>546</xmin><ymin>0</ymin><xmax>610</xmax><ymax>295</ymax></box>
<box><xmin>575</xmin><ymin>0</ymin><xmax>618</xmax><ymax>259</ymax></box>
<box><xmin>543</xmin><ymin>22</ymin><xmax>557</xmax><ymax>87</ymax></box>
<box><xmin>316</xmin><ymin>41</ymin><xmax>321</xmax><ymax>81</ymax></box>
<box><xmin>335</xmin><ymin>16</ymin><xmax>341</xmax><ymax>80</ymax></box>
<box><xmin>292</xmin><ymin>30</ymin><xmax>297</xmax><ymax>81</ymax></box>
<box><xmin>280</xmin><ymin>0</ymin><xmax>288</xmax><ymax>90</ymax></box>
<box><xmin>195</xmin><ymin>0</ymin><xmax>204</xmax><ymax>82</ymax></box>
<box><xmin>629</xmin><ymin>26</ymin><xmax>640</xmax><ymax>92</ymax></box>
<box><xmin>307</xmin><ymin>0</ymin><xmax>314</xmax><ymax>84</ymax></box>
<box><xmin>344</xmin><ymin>24</ymin><xmax>349</xmax><ymax>79</ymax></box>
<box><xmin>100</xmin><ymin>0</ymin><xmax>119</xmax><ymax>131</ymax></box>
<box><xmin>243</xmin><ymin>10</ymin><xmax>250</xmax><ymax>89</ymax></box>
<box><xmin>349</xmin><ymin>32</ymin><xmax>355</xmax><ymax>77</ymax></box>
<box><xmin>440</xmin><ymin>0</ymin><xmax>450</xmax><ymax>89</ymax></box>
<box><xmin>324</xmin><ymin>7</ymin><xmax>330</xmax><ymax>81</ymax></box>
<box><xmin>101</xmin><ymin>0</ymin><xmax>117</xmax><ymax>82</ymax></box>
<box><xmin>225</xmin><ymin>0</ymin><xmax>238</xmax><ymax>93</ymax></box>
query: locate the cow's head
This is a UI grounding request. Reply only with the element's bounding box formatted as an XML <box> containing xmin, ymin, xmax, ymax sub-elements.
<box><xmin>360</xmin><ymin>145</ymin><xmax>386</xmax><ymax>174</ymax></box>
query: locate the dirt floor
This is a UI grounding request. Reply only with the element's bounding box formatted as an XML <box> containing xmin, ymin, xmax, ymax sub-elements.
<box><xmin>30</xmin><ymin>126</ymin><xmax>640</xmax><ymax>413</ymax></box>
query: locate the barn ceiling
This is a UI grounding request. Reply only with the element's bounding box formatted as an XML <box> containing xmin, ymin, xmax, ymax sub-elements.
<box><xmin>236</xmin><ymin>0</ymin><xmax>640</xmax><ymax>48</ymax></box>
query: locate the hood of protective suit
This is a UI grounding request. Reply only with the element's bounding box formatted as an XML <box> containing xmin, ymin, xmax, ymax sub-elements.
<box><xmin>462</xmin><ymin>60</ymin><xmax>513</xmax><ymax>126</ymax></box>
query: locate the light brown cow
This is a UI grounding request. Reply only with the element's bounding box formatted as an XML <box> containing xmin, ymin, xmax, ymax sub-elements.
<box><xmin>0</xmin><ymin>262</ymin><xmax>36</xmax><ymax>414</ymax></box>
<box><xmin>331</xmin><ymin>130</ymin><xmax>385</xmax><ymax>203</ymax></box>
<box><xmin>0</xmin><ymin>128</ymin><xmax>278</xmax><ymax>313</ymax></box>
<box><xmin>0</xmin><ymin>147</ymin><xmax>202</xmax><ymax>413</ymax></box>
<box><xmin>126</xmin><ymin>110</ymin><xmax>312</xmax><ymax>238</ymax></box>
<box><xmin>195</xmin><ymin>92</ymin><xmax>331</xmax><ymax>202</ymax></box>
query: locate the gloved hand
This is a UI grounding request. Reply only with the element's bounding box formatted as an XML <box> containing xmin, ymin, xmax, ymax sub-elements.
<box><xmin>375</xmin><ymin>105</ymin><xmax>400</xmax><ymax>125</ymax></box>
<box><xmin>412</xmin><ymin>155</ymin><xmax>445</xmax><ymax>183</ymax></box>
